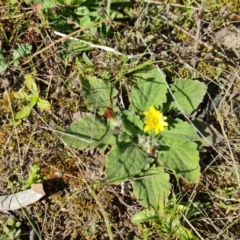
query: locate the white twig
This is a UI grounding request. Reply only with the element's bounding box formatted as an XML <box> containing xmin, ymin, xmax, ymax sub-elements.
<box><xmin>39</xmin><ymin>126</ymin><xmax>91</xmax><ymax>143</ymax></box>
<box><xmin>53</xmin><ymin>31</ymin><xmax>145</xmax><ymax>59</ymax></box>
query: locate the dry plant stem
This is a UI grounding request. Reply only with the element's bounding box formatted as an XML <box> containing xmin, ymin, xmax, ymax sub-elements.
<box><xmin>29</xmin><ymin>228</ymin><xmax>35</xmax><ymax>240</ymax></box>
<box><xmin>215</xmin><ymin>215</ymin><xmax>240</xmax><ymax>240</ymax></box>
<box><xmin>140</xmin><ymin>36</ymin><xmax>220</xmax><ymax>151</ymax></box>
<box><xmin>79</xmin><ymin>173</ymin><xmax>113</xmax><ymax>240</ymax></box>
<box><xmin>23</xmin><ymin>20</ymin><xmax>145</xmax><ymax>65</ymax></box>
<box><xmin>160</xmin><ymin>15</ymin><xmax>231</xmax><ymax>62</ymax></box>
<box><xmin>50</xmin><ymin>217</ymin><xmax>56</xmax><ymax>240</ymax></box>
<box><xmin>142</xmin><ymin>36</ymin><xmax>234</xmax><ymax>167</ymax></box>
<box><xmin>217</xmin><ymin>71</ymin><xmax>237</xmax><ymax>109</ymax></box>
<box><xmin>143</xmin><ymin>1</ymin><xmax>209</xmax><ymax>11</ymax></box>
<box><xmin>0</xmin><ymin>184</ymin><xmax>45</xmax><ymax>211</ymax></box>
<box><xmin>181</xmin><ymin>213</ymin><xmax>204</xmax><ymax>240</ymax></box>
<box><xmin>2</xmin><ymin>82</ymin><xmax>23</xmax><ymax>166</ymax></box>
<box><xmin>1</xmin><ymin>10</ymin><xmax>33</xmax><ymax>19</ymax></box>
<box><xmin>194</xmin><ymin>17</ymin><xmax>202</xmax><ymax>50</ymax></box>
<box><xmin>39</xmin><ymin>126</ymin><xmax>91</xmax><ymax>143</ymax></box>
<box><xmin>209</xmin><ymin>94</ymin><xmax>240</xmax><ymax>182</ymax></box>
<box><xmin>22</xmin><ymin>20</ymin><xmax>106</xmax><ymax>65</ymax></box>
<box><xmin>22</xmin><ymin>123</ymin><xmax>39</xmax><ymax>160</ymax></box>
<box><xmin>53</xmin><ymin>31</ymin><xmax>145</xmax><ymax>59</ymax></box>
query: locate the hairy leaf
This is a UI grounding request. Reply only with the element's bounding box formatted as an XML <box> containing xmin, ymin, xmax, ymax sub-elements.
<box><xmin>132</xmin><ymin>167</ymin><xmax>170</xmax><ymax>216</ymax></box>
<box><xmin>169</xmin><ymin>79</ymin><xmax>207</xmax><ymax>114</ymax></box>
<box><xmin>63</xmin><ymin>114</ymin><xmax>116</xmax><ymax>150</ymax></box>
<box><xmin>158</xmin><ymin>142</ymin><xmax>200</xmax><ymax>182</ymax></box>
<box><xmin>81</xmin><ymin>76</ymin><xmax>118</xmax><ymax>114</ymax></box>
<box><xmin>106</xmin><ymin>143</ymin><xmax>152</xmax><ymax>184</ymax></box>
<box><xmin>160</xmin><ymin>117</ymin><xmax>200</xmax><ymax>145</ymax></box>
<box><xmin>129</xmin><ymin>67</ymin><xmax>167</xmax><ymax>112</ymax></box>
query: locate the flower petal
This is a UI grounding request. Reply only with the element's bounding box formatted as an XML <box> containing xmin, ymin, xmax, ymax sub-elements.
<box><xmin>143</xmin><ymin>106</ymin><xmax>168</xmax><ymax>134</ymax></box>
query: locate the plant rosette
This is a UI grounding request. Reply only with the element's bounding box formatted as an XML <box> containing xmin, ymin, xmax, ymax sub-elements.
<box><xmin>63</xmin><ymin>67</ymin><xmax>222</xmax><ymax>221</ymax></box>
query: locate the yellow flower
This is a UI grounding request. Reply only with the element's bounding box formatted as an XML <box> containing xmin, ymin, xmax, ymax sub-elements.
<box><xmin>143</xmin><ymin>106</ymin><xmax>168</xmax><ymax>134</ymax></box>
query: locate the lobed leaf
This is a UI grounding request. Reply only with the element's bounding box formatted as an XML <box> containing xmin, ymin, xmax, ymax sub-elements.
<box><xmin>129</xmin><ymin>67</ymin><xmax>167</xmax><ymax>112</ymax></box>
<box><xmin>168</xmin><ymin>79</ymin><xmax>207</xmax><ymax>114</ymax></box>
<box><xmin>12</xmin><ymin>44</ymin><xmax>32</xmax><ymax>60</ymax></box>
<box><xmin>160</xmin><ymin>117</ymin><xmax>200</xmax><ymax>145</ymax></box>
<box><xmin>132</xmin><ymin>167</ymin><xmax>170</xmax><ymax>216</ymax></box>
<box><xmin>106</xmin><ymin>143</ymin><xmax>153</xmax><ymax>184</ymax></box>
<box><xmin>0</xmin><ymin>53</ymin><xmax>8</xmax><ymax>73</ymax></box>
<box><xmin>121</xmin><ymin>110</ymin><xmax>143</xmax><ymax>136</ymax></box>
<box><xmin>158</xmin><ymin>142</ymin><xmax>200</xmax><ymax>182</ymax></box>
<box><xmin>81</xmin><ymin>76</ymin><xmax>119</xmax><ymax>114</ymax></box>
<box><xmin>63</xmin><ymin>114</ymin><xmax>116</xmax><ymax>150</ymax></box>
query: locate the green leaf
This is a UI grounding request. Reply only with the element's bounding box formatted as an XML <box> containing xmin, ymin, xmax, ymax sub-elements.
<box><xmin>129</xmin><ymin>67</ymin><xmax>167</xmax><ymax>112</ymax></box>
<box><xmin>12</xmin><ymin>43</ymin><xmax>32</xmax><ymax>60</ymax></box>
<box><xmin>0</xmin><ymin>53</ymin><xmax>8</xmax><ymax>73</ymax></box>
<box><xmin>121</xmin><ymin>110</ymin><xmax>143</xmax><ymax>136</ymax></box>
<box><xmin>81</xmin><ymin>76</ymin><xmax>119</xmax><ymax>114</ymax></box>
<box><xmin>75</xmin><ymin>6</ymin><xmax>90</xmax><ymax>15</ymax></box>
<box><xmin>158</xmin><ymin>142</ymin><xmax>200</xmax><ymax>182</ymax></box>
<box><xmin>13</xmin><ymin>90</ymin><xmax>27</xmax><ymax>99</ymax></box>
<box><xmin>79</xmin><ymin>13</ymin><xmax>99</xmax><ymax>28</ymax></box>
<box><xmin>21</xmin><ymin>164</ymin><xmax>42</xmax><ymax>190</ymax></box>
<box><xmin>162</xmin><ymin>214</ymin><xmax>199</xmax><ymax>240</ymax></box>
<box><xmin>64</xmin><ymin>40</ymin><xmax>93</xmax><ymax>54</ymax></box>
<box><xmin>169</xmin><ymin>79</ymin><xmax>207</xmax><ymax>114</ymax></box>
<box><xmin>179</xmin><ymin>201</ymin><xmax>204</xmax><ymax>218</ymax></box>
<box><xmin>24</xmin><ymin>74</ymin><xmax>38</xmax><ymax>95</ymax></box>
<box><xmin>37</xmin><ymin>98</ymin><xmax>51</xmax><ymax>110</ymax></box>
<box><xmin>15</xmin><ymin>106</ymin><xmax>31</xmax><ymax>120</ymax></box>
<box><xmin>132</xmin><ymin>167</ymin><xmax>170</xmax><ymax>215</ymax></box>
<box><xmin>160</xmin><ymin>117</ymin><xmax>200</xmax><ymax>145</ymax></box>
<box><xmin>131</xmin><ymin>209</ymin><xmax>158</xmax><ymax>224</ymax></box>
<box><xmin>118</xmin><ymin>131</ymin><xmax>131</xmax><ymax>142</ymax></box>
<box><xmin>7</xmin><ymin>217</ymin><xmax>15</xmax><ymax>225</ymax></box>
<box><xmin>106</xmin><ymin>143</ymin><xmax>153</xmax><ymax>184</ymax></box>
<box><xmin>26</xmin><ymin>95</ymin><xmax>38</xmax><ymax>108</ymax></box>
<box><xmin>110</xmin><ymin>10</ymin><xmax>125</xmax><ymax>19</ymax></box>
<box><xmin>15</xmin><ymin>228</ymin><xmax>21</xmax><ymax>238</ymax></box>
<box><xmin>82</xmin><ymin>52</ymin><xmax>93</xmax><ymax>66</ymax></box>
<box><xmin>34</xmin><ymin>0</ymin><xmax>58</xmax><ymax>9</ymax></box>
<box><xmin>12</xmin><ymin>59</ymin><xmax>20</xmax><ymax>67</ymax></box>
<box><xmin>63</xmin><ymin>114</ymin><xmax>116</xmax><ymax>150</ymax></box>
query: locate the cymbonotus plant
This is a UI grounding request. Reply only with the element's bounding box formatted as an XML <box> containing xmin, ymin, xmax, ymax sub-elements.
<box><xmin>62</xmin><ymin>66</ymin><xmax>221</xmax><ymax>222</ymax></box>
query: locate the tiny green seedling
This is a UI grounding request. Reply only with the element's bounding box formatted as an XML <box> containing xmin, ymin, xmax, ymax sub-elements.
<box><xmin>0</xmin><ymin>217</ymin><xmax>21</xmax><ymax>240</ymax></box>
<box><xmin>13</xmin><ymin>74</ymin><xmax>51</xmax><ymax>121</ymax></box>
<box><xmin>20</xmin><ymin>164</ymin><xmax>43</xmax><ymax>190</ymax></box>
